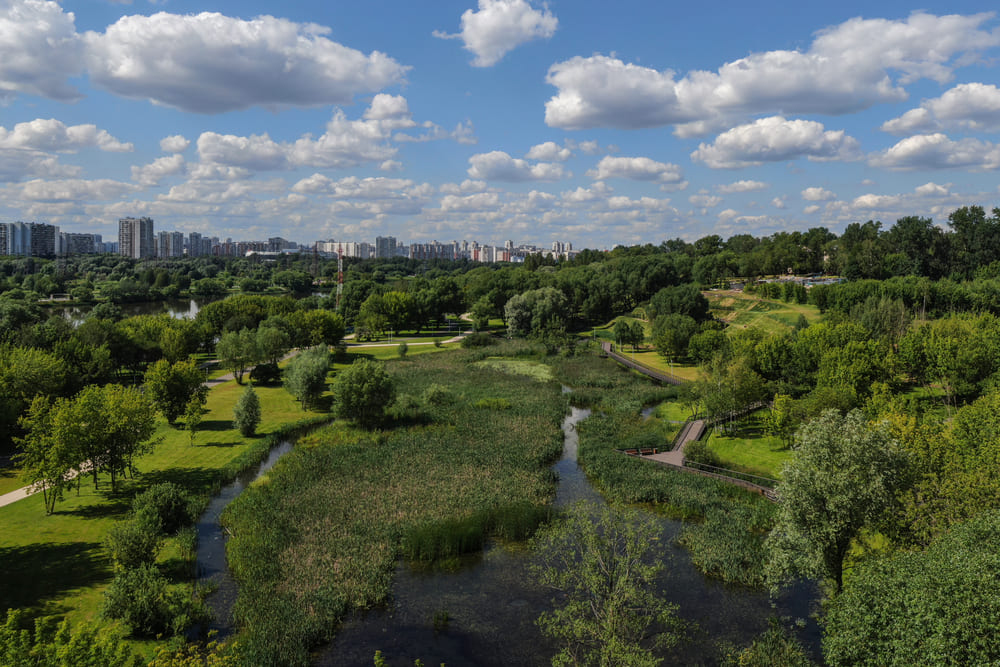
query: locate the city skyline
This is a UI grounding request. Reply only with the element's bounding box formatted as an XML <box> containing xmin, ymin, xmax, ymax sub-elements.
<box><xmin>0</xmin><ymin>1</ymin><xmax>999</xmax><ymax>249</ymax></box>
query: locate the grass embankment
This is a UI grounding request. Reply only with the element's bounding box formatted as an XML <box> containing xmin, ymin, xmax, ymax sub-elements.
<box><xmin>706</xmin><ymin>290</ymin><xmax>822</xmax><ymax>334</ymax></box>
<box><xmin>0</xmin><ymin>376</ymin><xmax>327</xmax><ymax>639</ymax></box>
<box><xmin>552</xmin><ymin>353</ymin><xmax>777</xmax><ymax>588</ymax></box>
<box><xmin>223</xmin><ymin>342</ymin><xmax>566</xmax><ymax>666</ymax></box>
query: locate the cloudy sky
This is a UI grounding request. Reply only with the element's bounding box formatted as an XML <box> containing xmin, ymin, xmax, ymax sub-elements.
<box><xmin>2</xmin><ymin>0</ymin><xmax>1000</xmax><ymax>249</ymax></box>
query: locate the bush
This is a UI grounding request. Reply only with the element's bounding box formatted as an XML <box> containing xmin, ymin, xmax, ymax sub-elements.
<box><xmin>131</xmin><ymin>482</ymin><xmax>193</xmax><ymax>535</ymax></box>
<box><xmin>234</xmin><ymin>384</ymin><xmax>262</xmax><ymax>437</ymax></box>
<box><xmin>461</xmin><ymin>332</ymin><xmax>495</xmax><ymax>348</ymax></box>
<box><xmin>331</xmin><ymin>360</ymin><xmax>395</xmax><ymax>428</ymax></box>
<box><xmin>284</xmin><ymin>346</ymin><xmax>331</xmax><ymax>410</ymax></box>
<box><xmin>397</xmin><ymin>341</ymin><xmax>408</xmax><ymax>358</ymax></box>
<box><xmin>101</xmin><ymin>564</ymin><xmax>191</xmax><ymax>637</ymax></box>
<box><xmin>249</xmin><ymin>362</ymin><xmax>282</xmax><ymax>386</ymax></box>
<box><xmin>474</xmin><ymin>397</ymin><xmax>511</xmax><ymax>410</ymax></box>
<box><xmin>422</xmin><ymin>383</ymin><xmax>455</xmax><ymax>406</ymax></box>
<box><xmin>105</xmin><ymin>515</ymin><xmax>162</xmax><ymax>570</ymax></box>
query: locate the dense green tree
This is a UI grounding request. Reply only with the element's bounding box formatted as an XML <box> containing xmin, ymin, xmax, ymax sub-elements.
<box><xmin>651</xmin><ymin>313</ymin><xmax>698</xmax><ymax>361</ymax></box>
<box><xmin>15</xmin><ymin>396</ymin><xmax>76</xmax><ymax>514</ymax></box>
<box><xmin>216</xmin><ymin>328</ymin><xmax>259</xmax><ymax>384</ymax></box>
<box><xmin>234</xmin><ymin>384</ymin><xmax>262</xmax><ymax>437</ymax></box>
<box><xmin>287</xmin><ymin>309</ymin><xmax>345</xmax><ymax>347</ymax></box>
<box><xmin>823</xmin><ymin>512</ymin><xmax>1000</xmax><ymax>666</ymax></box>
<box><xmin>647</xmin><ymin>283</ymin><xmax>710</xmax><ymax>322</ymax></box>
<box><xmin>505</xmin><ymin>286</ymin><xmax>569</xmax><ymax>338</ymax></box>
<box><xmin>531</xmin><ymin>502</ymin><xmax>683</xmax><ymax>666</ymax></box>
<box><xmin>284</xmin><ymin>346</ymin><xmax>331</xmax><ymax>410</ymax></box>
<box><xmin>144</xmin><ymin>358</ymin><xmax>205</xmax><ymax>424</ymax></box>
<box><xmin>331</xmin><ymin>359</ymin><xmax>395</xmax><ymax>428</ymax></box>
<box><xmin>766</xmin><ymin>410</ymin><xmax>909</xmax><ymax>592</ymax></box>
<box><xmin>1</xmin><ymin>609</ymin><xmax>142</xmax><ymax>667</ymax></box>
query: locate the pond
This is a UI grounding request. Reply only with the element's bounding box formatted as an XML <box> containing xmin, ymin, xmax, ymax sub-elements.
<box><xmin>195</xmin><ymin>398</ymin><xmax>820</xmax><ymax>665</ymax></box>
<box><xmin>54</xmin><ymin>297</ymin><xmax>221</xmax><ymax>325</ymax></box>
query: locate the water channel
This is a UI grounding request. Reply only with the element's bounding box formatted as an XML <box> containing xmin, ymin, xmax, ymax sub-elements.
<box><xmin>194</xmin><ymin>399</ymin><xmax>820</xmax><ymax>665</ymax></box>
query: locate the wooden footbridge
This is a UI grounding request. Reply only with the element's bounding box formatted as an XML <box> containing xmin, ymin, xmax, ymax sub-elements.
<box><xmin>601</xmin><ymin>341</ymin><xmax>778</xmax><ymax>501</ymax></box>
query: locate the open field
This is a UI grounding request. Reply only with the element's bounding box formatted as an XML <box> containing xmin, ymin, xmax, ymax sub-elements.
<box><xmin>706</xmin><ymin>289</ymin><xmax>822</xmax><ymax>334</ymax></box>
<box><xmin>703</xmin><ymin>414</ymin><xmax>791</xmax><ymax>480</ymax></box>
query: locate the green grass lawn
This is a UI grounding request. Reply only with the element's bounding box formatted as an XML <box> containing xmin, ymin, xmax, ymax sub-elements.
<box><xmin>624</xmin><ymin>348</ymin><xmax>702</xmax><ymax>381</ymax></box>
<box><xmin>706</xmin><ymin>290</ymin><xmax>822</xmax><ymax>335</ymax></box>
<box><xmin>0</xmin><ymin>466</ymin><xmax>25</xmax><ymax>496</ymax></box>
<box><xmin>647</xmin><ymin>400</ymin><xmax>692</xmax><ymax>422</ymax></box>
<box><xmin>703</xmin><ymin>415</ymin><xmax>792</xmax><ymax>480</ymax></box>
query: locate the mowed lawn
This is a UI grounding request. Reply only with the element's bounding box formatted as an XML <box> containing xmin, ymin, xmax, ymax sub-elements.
<box><xmin>0</xmin><ymin>375</ymin><xmax>325</xmax><ymax>626</ymax></box>
<box><xmin>703</xmin><ymin>416</ymin><xmax>792</xmax><ymax>480</ymax></box>
<box><xmin>706</xmin><ymin>290</ymin><xmax>822</xmax><ymax>335</ymax></box>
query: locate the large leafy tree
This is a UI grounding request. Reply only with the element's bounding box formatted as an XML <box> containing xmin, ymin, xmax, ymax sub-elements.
<box><xmin>144</xmin><ymin>358</ymin><xmax>205</xmax><ymax>424</ymax></box>
<box><xmin>18</xmin><ymin>384</ymin><xmax>157</xmax><ymax>503</ymax></box>
<box><xmin>531</xmin><ymin>502</ymin><xmax>683</xmax><ymax>666</ymax></box>
<box><xmin>823</xmin><ymin>512</ymin><xmax>1000</xmax><ymax>666</ymax></box>
<box><xmin>284</xmin><ymin>346</ymin><xmax>331</xmax><ymax>410</ymax></box>
<box><xmin>766</xmin><ymin>410</ymin><xmax>910</xmax><ymax>592</ymax></box>
<box><xmin>216</xmin><ymin>328</ymin><xmax>259</xmax><ymax>384</ymax></box>
<box><xmin>331</xmin><ymin>359</ymin><xmax>395</xmax><ymax>428</ymax></box>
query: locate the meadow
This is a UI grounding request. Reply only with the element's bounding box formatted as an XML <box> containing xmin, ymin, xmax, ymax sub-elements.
<box><xmin>705</xmin><ymin>289</ymin><xmax>822</xmax><ymax>334</ymax></box>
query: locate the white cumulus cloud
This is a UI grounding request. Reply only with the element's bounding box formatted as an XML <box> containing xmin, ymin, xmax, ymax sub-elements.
<box><xmin>467</xmin><ymin>151</ymin><xmax>568</xmax><ymax>181</ymax></box>
<box><xmin>801</xmin><ymin>187</ymin><xmax>836</xmax><ymax>201</ymax></box>
<box><xmin>586</xmin><ymin>156</ymin><xmax>684</xmax><ymax>186</ymax></box>
<box><xmin>160</xmin><ymin>135</ymin><xmax>191</xmax><ymax>153</ymax></box>
<box><xmin>131</xmin><ymin>155</ymin><xmax>186</xmax><ymax>187</ymax></box>
<box><xmin>691</xmin><ymin>116</ymin><xmax>861</xmax><ymax>168</ymax></box>
<box><xmin>0</xmin><ymin>119</ymin><xmax>132</xmax><ymax>152</ymax></box>
<box><xmin>882</xmin><ymin>83</ymin><xmax>1000</xmax><ymax>134</ymax></box>
<box><xmin>83</xmin><ymin>12</ymin><xmax>408</xmax><ymax>113</ymax></box>
<box><xmin>869</xmin><ymin>133</ymin><xmax>1000</xmax><ymax>170</ymax></box>
<box><xmin>718</xmin><ymin>180</ymin><xmax>768</xmax><ymax>193</ymax></box>
<box><xmin>545</xmin><ymin>12</ymin><xmax>1000</xmax><ymax>133</ymax></box>
<box><xmin>434</xmin><ymin>0</ymin><xmax>557</xmax><ymax>67</ymax></box>
<box><xmin>0</xmin><ymin>0</ymin><xmax>83</xmax><ymax>102</ymax></box>
<box><xmin>526</xmin><ymin>141</ymin><xmax>572</xmax><ymax>161</ymax></box>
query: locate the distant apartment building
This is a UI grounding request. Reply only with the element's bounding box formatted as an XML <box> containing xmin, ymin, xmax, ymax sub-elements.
<box><xmin>157</xmin><ymin>231</ymin><xmax>184</xmax><ymax>258</ymax></box>
<box><xmin>375</xmin><ymin>235</ymin><xmax>397</xmax><ymax>259</ymax></box>
<box><xmin>59</xmin><ymin>232</ymin><xmax>101</xmax><ymax>255</ymax></box>
<box><xmin>0</xmin><ymin>221</ymin><xmax>59</xmax><ymax>257</ymax></box>
<box><xmin>409</xmin><ymin>241</ymin><xmax>456</xmax><ymax>261</ymax></box>
<box><xmin>118</xmin><ymin>217</ymin><xmax>155</xmax><ymax>259</ymax></box>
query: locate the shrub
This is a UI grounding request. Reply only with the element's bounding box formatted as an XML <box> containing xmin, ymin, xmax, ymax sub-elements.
<box><xmin>422</xmin><ymin>383</ymin><xmax>455</xmax><ymax>405</ymax></box>
<box><xmin>331</xmin><ymin>360</ymin><xmax>395</xmax><ymax>428</ymax></box>
<box><xmin>461</xmin><ymin>332</ymin><xmax>495</xmax><ymax>348</ymax></box>
<box><xmin>131</xmin><ymin>482</ymin><xmax>193</xmax><ymax>535</ymax></box>
<box><xmin>284</xmin><ymin>346</ymin><xmax>331</xmax><ymax>410</ymax></box>
<box><xmin>101</xmin><ymin>564</ymin><xmax>190</xmax><ymax>637</ymax></box>
<box><xmin>397</xmin><ymin>341</ymin><xmax>408</xmax><ymax>358</ymax></box>
<box><xmin>249</xmin><ymin>362</ymin><xmax>282</xmax><ymax>386</ymax></box>
<box><xmin>105</xmin><ymin>515</ymin><xmax>162</xmax><ymax>570</ymax></box>
<box><xmin>234</xmin><ymin>384</ymin><xmax>262</xmax><ymax>437</ymax></box>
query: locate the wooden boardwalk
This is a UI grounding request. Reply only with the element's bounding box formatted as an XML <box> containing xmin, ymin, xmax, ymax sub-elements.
<box><xmin>601</xmin><ymin>340</ymin><xmax>778</xmax><ymax>501</ymax></box>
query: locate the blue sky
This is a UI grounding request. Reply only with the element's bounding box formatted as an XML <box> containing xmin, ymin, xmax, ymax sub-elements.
<box><xmin>2</xmin><ymin>0</ymin><xmax>999</xmax><ymax>249</ymax></box>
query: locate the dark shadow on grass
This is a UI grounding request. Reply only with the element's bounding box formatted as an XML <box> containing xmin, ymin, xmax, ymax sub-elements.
<box><xmin>196</xmin><ymin>420</ymin><xmax>233</xmax><ymax>433</ymax></box>
<box><xmin>54</xmin><ymin>499</ymin><xmax>130</xmax><ymax>521</ymax></box>
<box><xmin>0</xmin><ymin>542</ymin><xmax>110</xmax><ymax>613</ymax></box>
<box><xmin>140</xmin><ymin>467</ymin><xmax>221</xmax><ymax>495</ymax></box>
